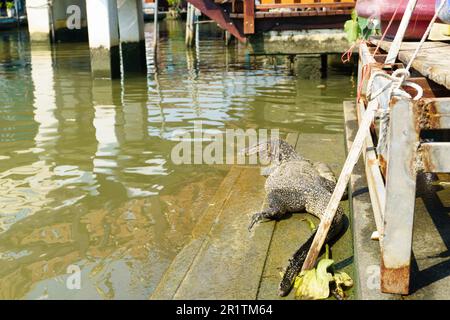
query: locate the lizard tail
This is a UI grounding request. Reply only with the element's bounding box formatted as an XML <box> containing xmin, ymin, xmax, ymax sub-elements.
<box><xmin>278</xmin><ymin>207</ymin><xmax>345</xmax><ymax>297</ymax></box>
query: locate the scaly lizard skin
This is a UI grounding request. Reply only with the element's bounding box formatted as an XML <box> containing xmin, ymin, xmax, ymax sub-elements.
<box><xmin>243</xmin><ymin>139</ymin><xmax>346</xmax><ymax>297</ymax></box>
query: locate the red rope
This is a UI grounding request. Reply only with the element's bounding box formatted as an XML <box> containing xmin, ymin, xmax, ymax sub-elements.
<box><xmin>354</xmin><ymin>0</ymin><xmax>407</xmax><ymax>101</ymax></box>
<box><xmin>341</xmin><ymin>42</ymin><xmax>357</xmax><ymax>64</ymax></box>
<box><xmin>341</xmin><ymin>0</ymin><xmax>406</xmax><ymax>64</ymax></box>
<box><xmin>372</xmin><ymin>0</ymin><xmax>405</xmax><ymax>57</ymax></box>
<box><xmin>357</xmin><ymin>64</ymin><xmax>370</xmax><ymax>103</ymax></box>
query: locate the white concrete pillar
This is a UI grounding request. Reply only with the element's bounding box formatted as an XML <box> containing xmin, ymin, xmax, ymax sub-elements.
<box><xmin>26</xmin><ymin>0</ymin><xmax>52</xmax><ymax>42</ymax></box>
<box><xmin>26</xmin><ymin>0</ymin><xmax>88</xmax><ymax>43</ymax></box>
<box><xmin>86</xmin><ymin>0</ymin><xmax>121</xmax><ymax>78</ymax></box>
<box><xmin>117</xmin><ymin>0</ymin><xmax>147</xmax><ymax>73</ymax></box>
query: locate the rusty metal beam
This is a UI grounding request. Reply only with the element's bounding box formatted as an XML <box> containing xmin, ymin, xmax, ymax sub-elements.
<box><xmin>419</xmin><ymin>143</ymin><xmax>450</xmax><ymax>173</ymax></box>
<box><xmin>381</xmin><ymin>98</ymin><xmax>418</xmax><ymax>295</ymax></box>
<box><xmin>413</xmin><ymin>98</ymin><xmax>450</xmax><ymax>131</ymax></box>
<box><xmin>187</xmin><ymin>0</ymin><xmax>246</xmax><ymax>42</ymax></box>
<box><xmin>358</xmin><ymin>41</ymin><xmax>450</xmax><ymax>297</ymax></box>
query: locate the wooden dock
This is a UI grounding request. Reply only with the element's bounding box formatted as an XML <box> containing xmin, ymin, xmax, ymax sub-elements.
<box><xmin>150</xmin><ymin>132</ymin><xmax>354</xmax><ymax>300</ymax></box>
<box><xmin>372</xmin><ymin>39</ymin><xmax>450</xmax><ymax>90</ymax></box>
<box><xmin>186</xmin><ymin>0</ymin><xmax>355</xmax><ymax>42</ymax></box>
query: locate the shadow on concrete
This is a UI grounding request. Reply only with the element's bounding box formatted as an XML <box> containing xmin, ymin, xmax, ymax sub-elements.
<box><xmin>410</xmin><ymin>173</ymin><xmax>450</xmax><ymax>294</ymax></box>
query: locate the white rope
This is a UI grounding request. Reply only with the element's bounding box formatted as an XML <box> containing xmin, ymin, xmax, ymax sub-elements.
<box><xmin>367</xmin><ymin>69</ymin><xmax>423</xmax><ymax>102</ymax></box>
<box><xmin>367</xmin><ymin>69</ymin><xmax>423</xmax><ymax>154</ymax></box>
<box><xmin>406</xmin><ymin>0</ymin><xmax>447</xmax><ymax>72</ymax></box>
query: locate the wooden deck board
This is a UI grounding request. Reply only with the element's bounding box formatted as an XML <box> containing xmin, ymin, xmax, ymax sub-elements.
<box><xmin>371</xmin><ymin>39</ymin><xmax>450</xmax><ymax>90</ymax></box>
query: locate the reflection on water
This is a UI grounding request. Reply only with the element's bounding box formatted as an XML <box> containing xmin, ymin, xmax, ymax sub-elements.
<box><xmin>0</xmin><ymin>21</ymin><xmax>355</xmax><ymax>299</ymax></box>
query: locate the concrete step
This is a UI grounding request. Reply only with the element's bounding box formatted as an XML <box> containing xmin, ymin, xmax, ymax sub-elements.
<box><xmin>150</xmin><ymin>165</ymin><xmax>272</xmax><ymax>299</ymax></box>
<box><xmin>257</xmin><ymin>131</ymin><xmax>355</xmax><ymax>299</ymax></box>
<box><xmin>151</xmin><ymin>131</ymin><xmax>354</xmax><ymax>300</ymax></box>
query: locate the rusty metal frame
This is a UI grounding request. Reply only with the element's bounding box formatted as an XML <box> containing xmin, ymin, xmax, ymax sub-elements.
<box><xmin>357</xmin><ymin>41</ymin><xmax>450</xmax><ymax>295</ymax></box>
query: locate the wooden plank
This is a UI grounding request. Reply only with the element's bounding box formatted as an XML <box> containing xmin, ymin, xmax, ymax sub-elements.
<box><xmin>381</xmin><ymin>98</ymin><xmax>418</xmax><ymax>295</ymax></box>
<box><xmin>372</xmin><ymin>39</ymin><xmax>450</xmax><ymax>90</ymax></box>
<box><xmin>232</xmin><ymin>8</ymin><xmax>351</xmax><ymax>18</ymax></box>
<box><xmin>244</xmin><ymin>0</ymin><xmax>255</xmax><ymax>34</ymax></box>
<box><xmin>385</xmin><ymin>0</ymin><xmax>419</xmax><ymax>64</ymax></box>
<box><xmin>356</xmin><ymin>100</ymin><xmax>385</xmax><ymax>235</ymax></box>
<box><xmin>255</xmin><ymin>2</ymin><xmax>355</xmax><ymax>10</ymax></box>
<box><xmin>301</xmin><ymin>80</ymin><xmax>381</xmax><ymax>272</ymax></box>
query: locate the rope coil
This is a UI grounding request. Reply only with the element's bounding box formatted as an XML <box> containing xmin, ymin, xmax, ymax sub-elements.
<box><xmin>367</xmin><ymin>68</ymin><xmax>423</xmax><ymax>155</ymax></box>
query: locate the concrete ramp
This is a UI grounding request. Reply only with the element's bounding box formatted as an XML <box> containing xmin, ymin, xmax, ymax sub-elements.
<box><xmin>151</xmin><ymin>166</ymin><xmax>271</xmax><ymax>299</ymax></box>
<box><xmin>150</xmin><ymin>132</ymin><xmax>354</xmax><ymax>300</ymax></box>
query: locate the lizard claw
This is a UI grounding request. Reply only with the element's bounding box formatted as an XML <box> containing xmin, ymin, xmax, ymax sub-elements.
<box><xmin>248</xmin><ymin>213</ymin><xmax>263</xmax><ymax>232</ymax></box>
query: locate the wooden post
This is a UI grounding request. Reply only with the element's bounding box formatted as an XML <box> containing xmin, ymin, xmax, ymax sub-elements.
<box><xmin>194</xmin><ymin>7</ymin><xmax>200</xmax><ymax>46</ymax></box>
<box><xmin>186</xmin><ymin>3</ymin><xmax>195</xmax><ymax>47</ymax></box>
<box><xmin>14</xmin><ymin>0</ymin><xmax>19</xmax><ymax>28</ymax></box>
<box><xmin>385</xmin><ymin>0</ymin><xmax>418</xmax><ymax>64</ymax></box>
<box><xmin>243</xmin><ymin>0</ymin><xmax>255</xmax><ymax>35</ymax></box>
<box><xmin>153</xmin><ymin>0</ymin><xmax>159</xmax><ymax>51</ymax></box>
<box><xmin>320</xmin><ymin>54</ymin><xmax>327</xmax><ymax>79</ymax></box>
<box><xmin>381</xmin><ymin>98</ymin><xmax>418</xmax><ymax>295</ymax></box>
<box><xmin>302</xmin><ymin>87</ymin><xmax>381</xmax><ymax>272</ymax></box>
<box><xmin>225</xmin><ymin>30</ymin><xmax>233</xmax><ymax>46</ymax></box>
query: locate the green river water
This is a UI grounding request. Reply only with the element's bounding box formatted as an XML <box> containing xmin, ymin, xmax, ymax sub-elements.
<box><xmin>0</xmin><ymin>20</ymin><xmax>355</xmax><ymax>299</ymax></box>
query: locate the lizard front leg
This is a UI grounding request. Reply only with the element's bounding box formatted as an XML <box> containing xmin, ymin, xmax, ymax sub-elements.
<box><xmin>248</xmin><ymin>190</ymin><xmax>287</xmax><ymax>231</ymax></box>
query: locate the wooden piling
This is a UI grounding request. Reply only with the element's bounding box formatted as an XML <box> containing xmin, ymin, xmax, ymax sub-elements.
<box><xmin>225</xmin><ymin>31</ymin><xmax>233</xmax><ymax>46</ymax></box>
<box><xmin>320</xmin><ymin>54</ymin><xmax>327</xmax><ymax>78</ymax></box>
<box><xmin>186</xmin><ymin>3</ymin><xmax>195</xmax><ymax>47</ymax></box>
<box><xmin>153</xmin><ymin>0</ymin><xmax>159</xmax><ymax>51</ymax></box>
